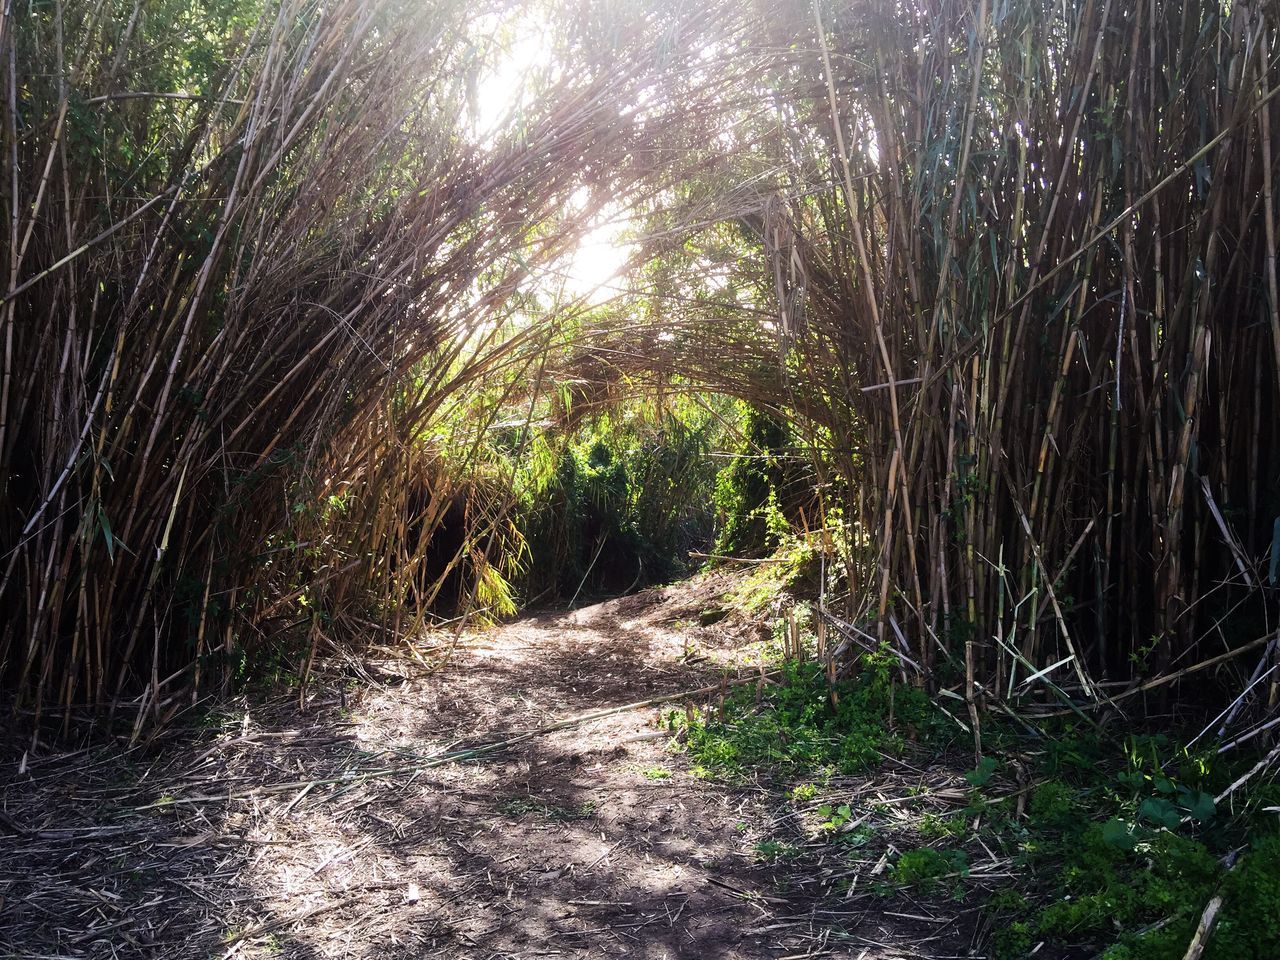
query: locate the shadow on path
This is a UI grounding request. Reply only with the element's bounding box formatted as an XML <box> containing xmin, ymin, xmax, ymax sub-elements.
<box><xmin>1</xmin><ymin>574</ymin><xmax>984</xmax><ymax>959</ymax></box>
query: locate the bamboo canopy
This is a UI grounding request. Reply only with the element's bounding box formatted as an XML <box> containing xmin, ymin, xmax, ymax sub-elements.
<box><xmin>0</xmin><ymin>0</ymin><xmax>759</xmax><ymax>724</ymax></box>
<box><xmin>4</xmin><ymin>0</ymin><xmax>1280</xmax><ymax>725</ymax></box>
<box><xmin>586</xmin><ymin>0</ymin><xmax>1280</xmax><ymax>706</ymax></box>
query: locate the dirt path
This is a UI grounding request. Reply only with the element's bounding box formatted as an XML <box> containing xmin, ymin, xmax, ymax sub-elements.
<box><xmin>2</xmin><ymin>575</ymin><xmax>985</xmax><ymax>959</ymax></box>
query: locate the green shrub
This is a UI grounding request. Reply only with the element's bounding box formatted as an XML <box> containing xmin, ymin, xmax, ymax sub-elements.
<box><xmin>515</xmin><ymin>401</ymin><xmax>725</xmax><ymax>599</ymax></box>
<box><xmin>713</xmin><ymin>406</ymin><xmax>809</xmax><ymax>557</ymax></box>
<box><xmin>992</xmin><ymin>920</ymin><xmax>1034</xmax><ymax>960</ymax></box>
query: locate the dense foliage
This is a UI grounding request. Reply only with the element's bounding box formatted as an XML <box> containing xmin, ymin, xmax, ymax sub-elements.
<box><xmin>0</xmin><ymin>0</ymin><xmax>757</xmax><ymax>720</ymax></box>
<box><xmin>514</xmin><ymin>399</ymin><xmax>726</xmax><ymax>601</ymax></box>
<box><xmin>712</xmin><ymin>407</ymin><xmax>802</xmax><ymax>558</ymax></box>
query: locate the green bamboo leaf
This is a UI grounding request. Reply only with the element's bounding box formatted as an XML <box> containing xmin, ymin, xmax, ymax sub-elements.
<box><xmin>98</xmin><ymin>506</ymin><xmax>115</xmax><ymax>562</ymax></box>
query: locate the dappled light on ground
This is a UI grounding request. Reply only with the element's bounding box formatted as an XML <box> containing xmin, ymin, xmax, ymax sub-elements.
<box><xmin>2</xmin><ymin>575</ymin><xmax>989</xmax><ymax>959</ymax></box>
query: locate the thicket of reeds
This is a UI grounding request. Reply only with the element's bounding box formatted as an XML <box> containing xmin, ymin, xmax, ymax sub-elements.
<box><xmin>594</xmin><ymin>0</ymin><xmax>1280</xmax><ymax>721</ymax></box>
<box><xmin>0</xmin><ymin>0</ymin><xmax>756</xmax><ymax>727</ymax></box>
<box><xmin>8</xmin><ymin>0</ymin><xmax>1280</xmax><ymax>734</ymax></box>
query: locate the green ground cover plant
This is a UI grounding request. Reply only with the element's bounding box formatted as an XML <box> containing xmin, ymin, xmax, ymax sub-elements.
<box><xmin>666</xmin><ymin>646</ymin><xmax>951</xmax><ymax>781</ymax></box>
<box><xmin>664</xmin><ymin>600</ymin><xmax>1280</xmax><ymax>959</ymax></box>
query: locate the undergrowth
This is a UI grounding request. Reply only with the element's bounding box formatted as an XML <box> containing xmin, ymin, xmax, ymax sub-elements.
<box><xmin>712</xmin><ymin>406</ymin><xmax>802</xmax><ymax>557</ymax></box>
<box><xmin>723</xmin><ymin>534</ymin><xmax>824</xmax><ymax>615</ymax></box>
<box><xmin>513</xmin><ymin>395</ymin><xmax>729</xmax><ymax>602</ymax></box>
<box><xmin>987</xmin><ymin>731</ymin><xmax>1280</xmax><ymax>960</ymax></box>
<box><xmin>663</xmin><ymin>601</ymin><xmax>1280</xmax><ymax>959</ymax></box>
<box><xmin>664</xmin><ymin>649</ymin><xmax>952</xmax><ymax>780</ymax></box>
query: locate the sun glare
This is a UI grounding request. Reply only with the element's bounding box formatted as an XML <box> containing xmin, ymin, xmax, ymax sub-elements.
<box><xmin>474</xmin><ymin>21</ymin><xmax>634</xmax><ymax>308</ymax></box>
<box><xmin>471</xmin><ymin>14</ymin><xmax>553</xmax><ymax>139</ymax></box>
<box><xmin>559</xmin><ymin>208</ymin><xmax>635</xmax><ymax>305</ymax></box>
